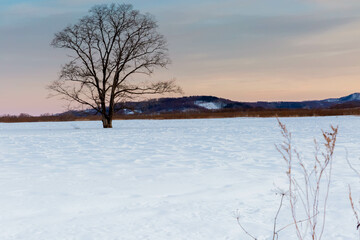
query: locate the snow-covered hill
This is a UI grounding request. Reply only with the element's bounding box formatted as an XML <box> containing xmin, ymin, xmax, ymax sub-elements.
<box><xmin>338</xmin><ymin>92</ymin><xmax>360</xmax><ymax>102</ymax></box>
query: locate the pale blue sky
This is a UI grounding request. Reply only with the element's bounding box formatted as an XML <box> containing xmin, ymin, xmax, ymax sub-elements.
<box><xmin>1</xmin><ymin>0</ymin><xmax>360</xmax><ymax>115</ymax></box>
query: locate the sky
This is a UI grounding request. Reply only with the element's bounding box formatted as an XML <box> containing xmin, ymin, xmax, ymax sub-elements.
<box><xmin>1</xmin><ymin>0</ymin><xmax>360</xmax><ymax>115</ymax></box>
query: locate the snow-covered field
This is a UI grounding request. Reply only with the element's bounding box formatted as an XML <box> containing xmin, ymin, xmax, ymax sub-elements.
<box><xmin>0</xmin><ymin>116</ymin><xmax>359</xmax><ymax>239</ymax></box>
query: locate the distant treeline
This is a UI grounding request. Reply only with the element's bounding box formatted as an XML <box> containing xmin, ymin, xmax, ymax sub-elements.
<box><xmin>1</xmin><ymin>108</ymin><xmax>360</xmax><ymax>123</ymax></box>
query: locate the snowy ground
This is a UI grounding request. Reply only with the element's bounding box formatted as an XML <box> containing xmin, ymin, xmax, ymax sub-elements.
<box><xmin>0</xmin><ymin>116</ymin><xmax>359</xmax><ymax>239</ymax></box>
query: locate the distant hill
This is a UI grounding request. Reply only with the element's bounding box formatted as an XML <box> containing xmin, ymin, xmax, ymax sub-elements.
<box><xmin>240</xmin><ymin>93</ymin><xmax>360</xmax><ymax>110</ymax></box>
<box><xmin>61</xmin><ymin>93</ymin><xmax>360</xmax><ymax>116</ymax></box>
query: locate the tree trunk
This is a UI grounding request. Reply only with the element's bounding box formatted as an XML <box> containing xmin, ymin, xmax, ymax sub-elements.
<box><xmin>102</xmin><ymin>115</ymin><xmax>112</xmax><ymax>128</ymax></box>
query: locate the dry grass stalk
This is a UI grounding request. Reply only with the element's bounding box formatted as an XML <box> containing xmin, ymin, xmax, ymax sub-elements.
<box><xmin>348</xmin><ymin>186</ymin><xmax>360</xmax><ymax>230</ymax></box>
<box><xmin>237</xmin><ymin>120</ymin><xmax>337</xmax><ymax>239</ymax></box>
<box><xmin>276</xmin><ymin>119</ymin><xmax>338</xmax><ymax>240</ymax></box>
<box><xmin>347</xmin><ymin>153</ymin><xmax>360</xmax><ymax>238</ymax></box>
<box><xmin>235</xmin><ymin>190</ymin><xmax>288</xmax><ymax>240</ymax></box>
<box><xmin>234</xmin><ymin>210</ymin><xmax>258</xmax><ymax>240</ymax></box>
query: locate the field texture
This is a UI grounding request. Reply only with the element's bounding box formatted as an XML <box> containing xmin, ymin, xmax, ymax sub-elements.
<box><xmin>0</xmin><ymin>117</ymin><xmax>359</xmax><ymax>239</ymax></box>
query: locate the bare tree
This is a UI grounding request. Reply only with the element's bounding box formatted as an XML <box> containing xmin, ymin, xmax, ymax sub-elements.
<box><xmin>49</xmin><ymin>3</ymin><xmax>182</xmax><ymax>128</ymax></box>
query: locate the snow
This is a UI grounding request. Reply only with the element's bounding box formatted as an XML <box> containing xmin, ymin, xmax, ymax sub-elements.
<box><xmin>0</xmin><ymin>116</ymin><xmax>359</xmax><ymax>239</ymax></box>
<box><xmin>344</xmin><ymin>93</ymin><xmax>360</xmax><ymax>101</ymax></box>
<box><xmin>194</xmin><ymin>100</ymin><xmax>223</xmax><ymax>110</ymax></box>
<box><xmin>323</xmin><ymin>98</ymin><xmax>339</xmax><ymax>103</ymax></box>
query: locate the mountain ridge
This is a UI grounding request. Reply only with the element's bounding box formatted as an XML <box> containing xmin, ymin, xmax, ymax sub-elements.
<box><xmin>62</xmin><ymin>92</ymin><xmax>360</xmax><ymax>116</ymax></box>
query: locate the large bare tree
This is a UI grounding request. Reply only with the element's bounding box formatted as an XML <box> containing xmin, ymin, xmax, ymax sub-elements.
<box><xmin>49</xmin><ymin>3</ymin><xmax>181</xmax><ymax>128</ymax></box>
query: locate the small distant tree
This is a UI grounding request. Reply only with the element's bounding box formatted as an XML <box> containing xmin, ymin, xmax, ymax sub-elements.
<box><xmin>49</xmin><ymin>3</ymin><xmax>181</xmax><ymax>128</ymax></box>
